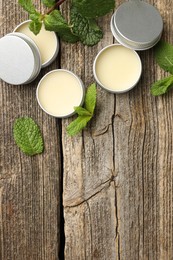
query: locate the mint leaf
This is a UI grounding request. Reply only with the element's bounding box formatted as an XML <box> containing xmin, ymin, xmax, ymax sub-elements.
<box><xmin>67</xmin><ymin>116</ymin><xmax>92</xmax><ymax>136</ymax></box>
<box><xmin>84</xmin><ymin>83</ymin><xmax>97</xmax><ymax>114</ymax></box>
<box><xmin>70</xmin><ymin>6</ymin><xmax>103</xmax><ymax>46</ymax></box>
<box><xmin>18</xmin><ymin>0</ymin><xmax>37</xmax><ymax>14</ymax></box>
<box><xmin>154</xmin><ymin>41</ymin><xmax>173</xmax><ymax>74</ymax></box>
<box><xmin>72</xmin><ymin>0</ymin><xmax>115</xmax><ymax>18</ymax></box>
<box><xmin>44</xmin><ymin>10</ymin><xmax>79</xmax><ymax>43</ymax></box>
<box><xmin>151</xmin><ymin>75</ymin><xmax>173</xmax><ymax>96</ymax></box>
<box><xmin>29</xmin><ymin>13</ymin><xmax>43</xmax><ymax>21</ymax></box>
<box><xmin>74</xmin><ymin>107</ymin><xmax>92</xmax><ymax>116</ymax></box>
<box><xmin>66</xmin><ymin>83</ymin><xmax>97</xmax><ymax>136</ymax></box>
<box><xmin>13</xmin><ymin>117</ymin><xmax>44</xmax><ymax>156</ymax></box>
<box><xmin>42</xmin><ymin>0</ymin><xmax>56</xmax><ymax>7</ymax></box>
<box><xmin>29</xmin><ymin>19</ymin><xmax>42</xmax><ymax>35</ymax></box>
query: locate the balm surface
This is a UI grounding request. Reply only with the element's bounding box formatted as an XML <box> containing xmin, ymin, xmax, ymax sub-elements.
<box><xmin>15</xmin><ymin>21</ymin><xmax>57</xmax><ymax>65</ymax></box>
<box><xmin>37</xmin><ymin>70</ymin><xmax>84</xmax><ymax>117</ymax></box>
<box><xmin>95</xmin><ymin>45</ymin><xmax>141</xmax><ymax>92</ymax></box>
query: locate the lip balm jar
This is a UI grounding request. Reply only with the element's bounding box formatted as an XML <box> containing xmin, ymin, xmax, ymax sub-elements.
<box><xmin>93</xmin><ymin>44</ymin><xmax>142</xmax><ymax>93</ymax></box>
<box><xmin>36</xmin><ymin>69</ymin><xmax>85</xmax><ymax>118</ymax></box>
<box><xmin>0</xmin><ymin>33</ymin><xmax>42</xmax><ymax>85</ymax></box>
<box><xmin>110</xmin><ymin>0</ymin><xmax>163</xmax><ymax>50</ymax></box>
<box><xmin>14</xmin><ymin>20</ymin><xmax>59</xmax><ymax>68</ymax></box>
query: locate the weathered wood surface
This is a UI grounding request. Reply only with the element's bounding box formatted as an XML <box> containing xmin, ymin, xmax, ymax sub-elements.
<box><xmin>61</xmin><ymin>0</ymin><xmax>173</xmax><ymax>259</ymax></box>
<box><xmin>0</xmin><ymin>0</ymin><xmax>173</xmax><ymax>259</ymax></box>
<box><xmin>0</xmin><ymin>1</ymin><xmax>61</xmax><ymax>260</ymax></box>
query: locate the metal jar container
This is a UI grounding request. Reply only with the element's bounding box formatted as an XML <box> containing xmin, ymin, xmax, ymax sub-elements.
<box><xmin>36</xmin><ymin>69</ymin><xmax>85</xmax><ymax>118</ymax></box>
<box><xmin>0</xmin><ymin>33</ymin><xmax>41</xmax><ymax>85</ymax></box>
<box><xmin>110</xmin><ymin>0</ymin><xmax>163</xmax><ymax>50</ymax></box>
<box><xmin>14</xmin><ymin>20</ymin><xmax>59</xmax><ymax>68</ymax></box>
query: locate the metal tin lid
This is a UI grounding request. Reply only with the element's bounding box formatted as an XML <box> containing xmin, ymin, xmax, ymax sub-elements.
<box><xmin>111</xmin><ymin>0</ymin><xmax>163</xmax><ymax>50</ymax></box>
<box><xmin>8</xmin><ymin>32</ymin><xmax>42</xmax><ymax>83</ymax></box>
<box><xmin>0</xmin><ymin>35</ymin><xmax>36</xmax><ymax>85</ymax></box>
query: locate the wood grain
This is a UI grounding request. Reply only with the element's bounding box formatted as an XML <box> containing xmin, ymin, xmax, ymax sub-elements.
<box><xmin>1</xmin><ymin>0</ymin><xmax>173</xmax><ymax>259</ymax></box>
<box><xmin>61</xmin><ymin>1</ymin><xmax>117</xmax><ymax>259</ymax></box>
<box><xmin>0</xmin><ymin>1</ymin><xmax>61</xmax><ymax>259</ymax></box>
<box><xmin>61</xmin><ymin>0</ymin><xmax>173</xmax><ymax>259</ymax></box>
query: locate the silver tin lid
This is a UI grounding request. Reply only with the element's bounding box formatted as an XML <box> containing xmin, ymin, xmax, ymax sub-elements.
<box><xmin>111</xmin><ymin>0</ymin><xmax>163</xmax><ymax>50</ymax></box>
<box><xmin>0</xmin><ymin>35</ymin><xmax>36</xmax><ymax>85</ymax></box>
<box><xmin>8</xmin><ymin>32</ymin><xmax>42</xmax><ymax>83</ymax></box>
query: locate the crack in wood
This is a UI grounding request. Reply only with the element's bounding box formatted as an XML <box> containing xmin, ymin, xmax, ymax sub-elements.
<box><xmin>92</xmin><ymin>123</ymin><xmax>112</xmax><ymax>137</ymax></box>
<box><xmin>64</xmin><ymin>178</ymin><xmax>114</xmax><ymax>208</ymax></box>
<box><xmin>115</xmin><ymin>183</ymin><xmax>120</xmax><ymax>260</ymax></box>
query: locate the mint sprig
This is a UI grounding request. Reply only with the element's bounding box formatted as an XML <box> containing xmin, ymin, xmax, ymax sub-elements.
<box><xmin>42</xmin><ymin>0</ymin><xmax>56</xmax><ymax>8</ymax></box>
<box><xmin>44</xmin><ymin>10</ymin><xmax>79</xmax><ymax>43</ymax></box>
<box><xmin>70</xmin><ymin>6</ymin><xmax>103</xmax><ymax>46</ymax></box>
<box><xmin>18</xmin><ymin>0</ymin><xmax>115</xmax><ymax>45</ymax></box>
<box><xmin>72</xmin><ymin>0</ymin><xmax>115</xmax><ymax>18</ymax></box>
<box><xmin>151</xmin><ymin>40</ymin><xmax>173</xmax><ymax>96</ymax></box>
<box><xmin>13</xmin><ymin>117</ymin><xmax>44</xmax><ymax>156</ymax></box>
<box><xmin>154</xmin><ymin>41</ymin><xmax>173</xmax><ymax>74</ymax></box>
<box><xmin>29</xmin><ymin>19</ymin><xmax>42</xmax><ymax>35</ymax></box>
<box><xmin>18</xmin><ymin>0</ymin><xmax>38</xmax><ymax>14</ymax></box>
<box><xmin>67</xmin><ymin>83</ymin><xmax>97</xmax><ymax>136</ymax></box>
<box><xmin>151</xmin><ymin>75</ymin><xmax>173</xmax><ymax>96</ymax></box>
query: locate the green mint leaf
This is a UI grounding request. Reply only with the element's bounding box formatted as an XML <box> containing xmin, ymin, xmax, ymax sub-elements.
<box><xmin>72</xmin><ymin>0</ymin><xmax>115</xmax><ymax>18</ymax></box>
<box><xmin>29</xmin><ymin>19</ymin><xmax>42</xmax><ymax>35</ymax></box>
<box><xmin>42</xmin><ymin>0</ymin><xmax>56</xmax><ymax>8</ymax></box>
<box><xmin>13</xmin><ymin>117</ymin><xmax>44</xmax><ymax>156</ymax></box>
<box><xmin>66</xmin><ymin>83</ymin><xmax>97</xmax><ymax>136</ymax></box>
<box><xmin>44</xmin><ymin>10</ymin><xmax>79</xmax><ymax>43</ymax></box>
<box><xmin>70</xmin><ymin>6</ymin><xmax>103</xmax><ymax>46</ymax></box>
<box><xmin>29</xmin><ymin>13</ymin><xmax>43</xmax><ymax>21</ymax></box>
<box><xmin>18</xmin><ymin>0</ymin><xmax>37</xmax><ymax>14</ymax></box>
<box><xmin>74</xmin><ymin>106</ymin><xmax>92</xmax><ymax>116</ymax></box>
<box><xmin>151</xmin><ymin>75</ymin><xmax>173</xmax><ymax>96</ymax></box>
<box><xmin>84</xmin><ymin>83</ymin><xmax>97</xmax><ymax>114</ymax></box>
<box><xmin>67</xmin><ymin>116</ymin><xmax>92</xmax><ymax>136</ymax></box>
<box><xmin>154</xmin><ymin>41</ymin><xmax>173</xmax><ymax>74</ymax></box>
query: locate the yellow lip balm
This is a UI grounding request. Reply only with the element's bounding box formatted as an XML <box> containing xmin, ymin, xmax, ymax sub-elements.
<box><xmin>93</xmin><ymin>44</ymin><xmax>142</xmax><ymax>93</ymax></box>
<box><xmin>36</xmin><ymin>70</ymin><xmax>85</xmax><ymax>118</ymax></box>
<box><xmin>14</xmin><ymin>20</ymin><xmax>59</xmax><ymax>67</ymax></box>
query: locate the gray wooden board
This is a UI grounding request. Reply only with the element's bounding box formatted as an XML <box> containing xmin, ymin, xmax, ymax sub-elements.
<box><xmin>1</xmin><ymin>0</ymin><xmax>173</xmax><ymax>259</ymax></box>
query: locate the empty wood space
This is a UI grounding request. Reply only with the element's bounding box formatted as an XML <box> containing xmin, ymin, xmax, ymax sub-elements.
<box><xmin>0</xmin><ymin>0</ymin><xmax>173</xmax><ymax>259</ymax></box>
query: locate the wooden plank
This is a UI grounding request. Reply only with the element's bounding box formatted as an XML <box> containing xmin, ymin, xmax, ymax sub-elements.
<box><xmin>0</xmin><ymin>1</ymin><xmax>61</xmax><ymax>259</ymax></box>
<box><xmin>61</xmin><ymin>0</ymin><xmax>173</xmax><ymax>259</ymax></box>
<box><xmin>61</xmin><ymin>1</ymin><xmax>117</xmax><ymax>259</ymax></box>
<box><xmin>114</xmin><ymin>0</ymin><xmax>173</xmax><ymax>259</ymax></box>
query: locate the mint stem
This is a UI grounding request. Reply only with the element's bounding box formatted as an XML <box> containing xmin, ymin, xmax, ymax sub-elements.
<box><xmin>46</xmin><ymin>0</ymin><xmax>67</xmax><ymax>15</ymax></box>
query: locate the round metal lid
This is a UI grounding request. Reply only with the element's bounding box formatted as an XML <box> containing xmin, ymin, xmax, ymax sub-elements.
<box><xmin>0</xmin><ymin>35</ymin><xmax>35</xmax><ymax>85</ymax></box>
<box><xmin>7</xmin><ymin>32</ymin><xmax>42</xmax><ymax>83</ymax></box>
<box><xmin>113</xmin><ymin>0</ymin><xmax>163</xmax><ymax>49</ymax></box>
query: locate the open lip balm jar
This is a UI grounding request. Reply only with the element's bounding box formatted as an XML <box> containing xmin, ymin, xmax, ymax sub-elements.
<box><xmin>93</xmin><ymin>44</ymin><xmax>142</xmax><ymax>93</ymax></box>
<box><xmin>36</xmin><ymin>69</ymin><xmax>85</xmax><ymax>118</ymax></box>
<box><xmin>14</xmin><ymin>20</ymin><xmax>59</xmax><ymax>68</ymax></box>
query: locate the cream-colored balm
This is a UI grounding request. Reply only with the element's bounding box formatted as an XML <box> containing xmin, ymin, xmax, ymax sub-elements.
<box><xmin>94</xmin><ymin>45</ymin><xmax>142</xmax><ymax>93</ymax></box>
<box><xmin>15</xmin><ymin>21</ymin><xmax>58</xmax><ymax>66</ymax></box>
<box><xmin>37</xmin><ymin>70</ymin><xmax>84</xmax><ymax>118</ymax></box>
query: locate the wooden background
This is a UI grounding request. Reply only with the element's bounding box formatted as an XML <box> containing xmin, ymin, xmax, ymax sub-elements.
<box><xmin>0</xmin><ymin>0</ymin><xmax>173</xmax><ymax>259</ymax></box>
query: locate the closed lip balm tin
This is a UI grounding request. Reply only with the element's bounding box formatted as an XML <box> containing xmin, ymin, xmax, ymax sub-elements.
<box><xmin>0</xmin><ymin>33</ymin><xmax>41</xmax><ymax>85</ymax></box>
<box><xmin>13</xmin><ymin>20</ymin><xmax>59</xmax><ymax>68</ymax></box>
<box><xmin>111</xmin><ymin>0</ymin><xmax>163</xmax><ymax>50</ymax></box>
